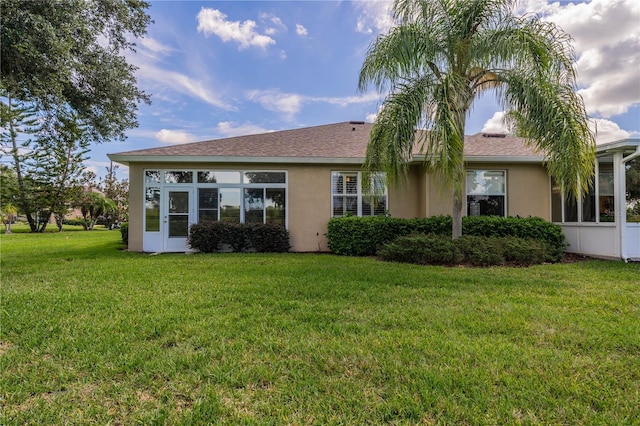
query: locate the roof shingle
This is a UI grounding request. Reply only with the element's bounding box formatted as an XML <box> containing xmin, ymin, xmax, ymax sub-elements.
<box><xmin>109</xmin><ymin>121</ymin><xmax>542</xmax><ymax>162</ymax></box>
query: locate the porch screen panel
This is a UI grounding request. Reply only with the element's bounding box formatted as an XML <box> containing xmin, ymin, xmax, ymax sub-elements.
<box><xmin>627</xmin><ymin>157</ymin><xmax>640</xmax><ymax>222</ymax></box>
<box><xmin>599</xmin><ymin>158</ymin><xmax>615</xmax><ymax>222</ymax></box>
<box><xmin>581</xmin><ymin>176</ymin><xmax>596</xmax><ymax>222</ymax></box>
<box><xmin>198</xmin><ymin>188</ymin><xmax>218</xmax><ymax>222</ymax></box>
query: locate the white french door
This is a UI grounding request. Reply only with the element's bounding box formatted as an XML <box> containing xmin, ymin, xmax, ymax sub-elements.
<box><xmin>163</xmin><ymin>188</ymin><xmax>194</xmax><ymax>252</ymax></box>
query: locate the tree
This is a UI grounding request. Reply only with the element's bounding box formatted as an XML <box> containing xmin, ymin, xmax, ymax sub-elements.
<box><xmin>358</xmin><ymin>0</ymin><xmax>595</xmax><ymax>238</ymax></box>
<box><xmin>101</xmin><ymin>162</ymin><xmax>129</xmax><ymax>226</ymax></box>
<box><xmin>1</xmin><ymin>0</ymin><xmax>151</xmax><ymax>143</ymax></box>
<box><xmin>31</xmin><ymin>109</ymin><xmax>90</xmax><ymax>231</ymax></box>
<box><xmin>79</xmin><ymin>191</ymin><xmax>117</xmax><ymax>231</ymax></box>
<box><xmin>1</xmin><ymin>0</ymin><xmax>151</xmax><ymax>232</ymax></box>
<box><xmin>1</xmin><ymin>96</ymin><xmax>90</xmax><ymax>232</ymax></box>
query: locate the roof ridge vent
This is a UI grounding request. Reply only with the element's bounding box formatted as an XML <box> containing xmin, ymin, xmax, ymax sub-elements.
<box><xmin>349</xmin><ymin>120</ymin><xmax>365</xmax><ymax>125</ymax></box>
<box><xmin>482</xmin><ymin>133</ymin><xmax>506</xmax><ymax>138</ymax></box>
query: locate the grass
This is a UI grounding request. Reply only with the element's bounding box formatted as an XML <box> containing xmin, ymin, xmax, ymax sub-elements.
<box><xmin>1</xmin><ymin>230</ymin><xmax>639</xmax><ymax>425</ymax></box>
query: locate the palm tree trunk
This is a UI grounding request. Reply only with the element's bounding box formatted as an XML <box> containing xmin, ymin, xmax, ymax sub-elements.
<box><xmin>452</xmin><ymin>191</ymin><xmax>463</xmax><ymax>239</ymax></box>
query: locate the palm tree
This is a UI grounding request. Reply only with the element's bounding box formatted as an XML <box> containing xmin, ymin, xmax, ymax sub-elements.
<box><xmin>358</xmin><ymin>0</ymin><xmax>595</xmax><ymax>238</ymax></box>
<box><xmin>1</xmin><ymin>202</ymin><xmax>18</xmax><ymax>234</ymax></box>
<box><xmin>79</xmin><ymin>192</ymin><xmax>117</xmax><ymax>231</ymax></box>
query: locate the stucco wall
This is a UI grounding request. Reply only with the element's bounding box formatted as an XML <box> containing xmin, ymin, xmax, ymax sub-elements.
<box><xmin>123</xmin><ymin>161</ymin><xmax>550</xmax><ymax>253</ymax></box>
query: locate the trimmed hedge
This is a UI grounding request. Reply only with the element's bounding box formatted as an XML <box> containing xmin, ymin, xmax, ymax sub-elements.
<box><xmin>327</xmin><ymin>215</ymin><xmax>566</xmax><ymax>261</ymax></box>
<box><xmin>378</xmin><ymin>234</ymin><xmax>557</xmax><ymax>266</ymax></box>
<box><xmin>188</xmin><ymin>222</ymin><xmax>290</xmax><ymax>253</ymax></box>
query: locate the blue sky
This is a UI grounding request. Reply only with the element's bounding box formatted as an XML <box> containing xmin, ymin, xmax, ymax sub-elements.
<box><xmin>93</xmin><ymin>0</ymin><xmax>640</xmax><ymax>179</ymax></box>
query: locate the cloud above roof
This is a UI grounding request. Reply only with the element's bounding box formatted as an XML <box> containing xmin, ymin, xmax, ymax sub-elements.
<box><xmin>196</xmin><ymin>8</ymin><xmax>276</xmax><ymax>50</ymax></box>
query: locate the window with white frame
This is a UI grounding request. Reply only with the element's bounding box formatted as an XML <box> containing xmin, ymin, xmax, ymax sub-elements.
<box><xmin>143</xmin><ymin>170</ymin><xmax>287</xmax><ymax>229</ymax></box>
<box><xmin>466</xmin><ymin>170</ymin><xmax>506</xmax><ymax>217</ymax></box>
<box><xmin>331</xmin><ymin>171</ymin><xmax>387</xmax><ymax>217</ymax></box>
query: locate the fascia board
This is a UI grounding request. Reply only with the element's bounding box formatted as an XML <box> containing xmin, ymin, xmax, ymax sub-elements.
<box><xmin>107</xmin><ymin>154</ymin><xmax>368</xmax><ymax>165</ymax></box>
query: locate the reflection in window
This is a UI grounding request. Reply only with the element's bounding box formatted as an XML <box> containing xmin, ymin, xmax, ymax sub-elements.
<box><xmin>165</xmin><ymin>171</ymin><xmax>193</xmax><ymax>184</ymax></box>
<box><xmin>220</xmin><ymin>188</ymin><xmax>241</xmax><ymax>223</ymax></box>
<box><xmin>466</xmin><ymin>170</ymin><xmax>506</xmax><ymax>217</ymax></box>
<box><xmin>197</xmin><ymin>171</ymin><xmax>241</xmax><ymax>184</ymax></box>
<box><xmin>244</xmin><ymin>188</ymin><xmax>265</xmax><ymax>223</ymax></box>
<box><xmin>266</xmin><ymin>188</ymin><xmax>285</xmax><ymax>225</ymax></box>
<box><xmin>145</xmin><ymin>188</ymin><xmax>160</xmax><ymax>232</ymax></box>
<box><xmin>145</xmin><ymin>170</ymin><xmax>161</xmax><ymax>184</ymax></box>
<box><xmin>244</xmin><ymin>172</ymin><xmax>286</xmax><ymax>184</ymax></box>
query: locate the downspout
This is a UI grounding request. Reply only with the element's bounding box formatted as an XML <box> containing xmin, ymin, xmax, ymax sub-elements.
<box><xmin>620</xmin><ymin>146</ymin><xmax>640</xmax><ymax>262</ymax></box>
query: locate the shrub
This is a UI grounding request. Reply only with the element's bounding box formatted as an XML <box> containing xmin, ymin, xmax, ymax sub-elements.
<box><xmin>378</xmin><ymin>234</ymin><xmax>555</xmax><ymax>267</ymax></box>
<box><xmin>188</xmin><ymin>222</ymin><xmax>290</xmax><ymax>253</ymax></box>
<box><xmin>327</xmin><ymin>215</ymin><xmax>565</xmax><ymax>261</ymax></box>
<box><xmin>120</xmin><ymin>222</ymin><xmax>128</xmax><ymax>244</ymax></box>
<box><xmin>246</xmin><ymin>223</ymin><xmax>291</xmax><ymax>253</ymax></box>
<box><xmin>454</xmin><ymin>235</ymin><xmax>505</xmax><ymax>266</ymax></box>
<box><xmin>377</xmin><ymin>234</ymin><xmax>462</xmax><ymax>265</ymax></box>
<box><xmin>500</xmin><ymin>237</ymin><xmax>551</xmax><ymax>265</ymax></box>
<box><xmin>63</xmin><ymin>218</ymin><xmax>85</xmax><ymax>226</ymax></box>
<box><xmin>327</xmin><ymin>215</ymin><xmax>451</xmax><ymax>256</ymax></box>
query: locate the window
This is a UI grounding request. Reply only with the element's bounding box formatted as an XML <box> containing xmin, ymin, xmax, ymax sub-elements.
<box><xmin>599</xmin><ymin>158</ymin><xmax>615</xmax><ymax>222</ymax></box>
<box><xmin>145</xmin><ymin>188</ymin><xmax>160</xmax><ymax>232</ymax></box>
<box><xmin>144</xmin><ymin>169</ymin><xmax>287</xmax><ymax>228</ymax></box>
<box><xmin>331</xmin><ymin>171</ymin><xmax>387</xmax><ymax>217</ymax></box>
<box><xmin>466</xmin><ymin>170</ymin><xmax>506</xmax><ymax>216</ymax></box>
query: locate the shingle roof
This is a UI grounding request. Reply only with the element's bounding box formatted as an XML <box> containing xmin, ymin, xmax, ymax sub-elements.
<box><xmin>109</xmin><ymin>121</ymin><xmax>542</xmax><ymax>164</ymax></box>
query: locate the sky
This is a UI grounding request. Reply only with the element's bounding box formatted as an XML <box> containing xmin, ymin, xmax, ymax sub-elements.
<box><xmin>91</xmin><ymin>0</ymin><xmax>640</xmax><ymax>179</ymax></box>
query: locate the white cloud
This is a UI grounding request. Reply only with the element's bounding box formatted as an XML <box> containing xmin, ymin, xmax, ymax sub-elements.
<box><xmin>135</xmin><ymin>63</ymin><xmax>235</xmax><ymax>111</ymax></box>
<box><xmin>196</xmin><ymin>8</ymin><xmax>275</xmax><ymax>50</ymax></box>
<box><xmin>309</xmin><ymin>92</ymin><xmax>381</xmax><ymax>107</ymax></box>
<box><xmin>590</xmin><ymin>118</ymin><xmax>632</xmax><ymax>144</ymax></box>
<box><xmin>137</xmin><ymin>37</ymin><xmax>174</xmax><ymax>57</ymax></box>
<box><xmin>246</xmin><ymin>89</ymin><xmax>303</xmax><ymax>120</ymax></box>
<box><xmin>526</xmin><ymin>0</ymin><xmax>640</xmax><ymax>120</ymax></box>
<box><xmin>216</xmin><ymin>121</ymin><xmax>274</xmax><ymax>137</ymax></box>
<box><xmin>481</xmin><ymin>111</ymin><xmax>508</xmax><ymax>134</ymax></box>
<box><xmin>155</xmin><ymin>129</ymin><xmax>198</xmax><ymax>144</ymax></box>
<box><xmin>261</xmin><ymin>13</ymin><xmax>287</xmax><ymax>36</ymax></box>
<box><xmin>245</xmin><ymin>89</ymin><xmax>381</xmax><ymax>120</ymax></box>
<box><xmin>296</xmin><ymin>24</ymin><xmax>308</xmax><ymax>36</ymax></box>
<box><xmin>353</xmin><ymin>1</ymin><xmax>394</xmax><ymax>34</ymax></box>
<box><xmin>365</xmin><ymin>112</ymin><xmax>377</xmax><ymax>123</ymax></box>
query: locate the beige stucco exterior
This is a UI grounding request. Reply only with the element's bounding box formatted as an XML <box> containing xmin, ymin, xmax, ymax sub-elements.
<box><xmin>124</xmin><ymin>160</ymin><xmax>551</xmax><ymax>253</ymax></box>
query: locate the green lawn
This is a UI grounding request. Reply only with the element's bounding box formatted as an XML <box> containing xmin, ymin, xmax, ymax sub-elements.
<box><xmin>1</xmin><ymin>231</ymin><xmax>639</xmax><ymax>425</ymax></box>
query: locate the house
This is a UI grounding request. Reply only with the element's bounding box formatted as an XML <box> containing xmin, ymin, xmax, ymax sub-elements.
<box><xmin>108</xmin><ymin>121</ymin><xmax>639</xmax><ymax>260</ymax></box>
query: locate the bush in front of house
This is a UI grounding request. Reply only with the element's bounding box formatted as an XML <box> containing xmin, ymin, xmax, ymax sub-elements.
<box><xmin>326</xmin><ymin>215</ymin><xmax>452</xmax><ymax>256</ymax></box>
<box><xmin>327</xmin><ymin>215</ymin><xmax>566</xmax><ymax>261</ymax></box>
<box><xmin>188</xmin><ymin>222</ymin><xmax>290</xmax><ymax>253</ymax></box>
<box><xmin>377</xmin><ymin>234</ymin><xmax>462</xmax><ymax>265</ymax></box>
<box><xmin>120</xmin><ymin>222</ymin><xmax>128</xmax><ymax>244</ymax></box>
<box><xmin>378</xmin><ymin>234</ymin><xmax>556</xmax><ymax>266</ymax></box>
